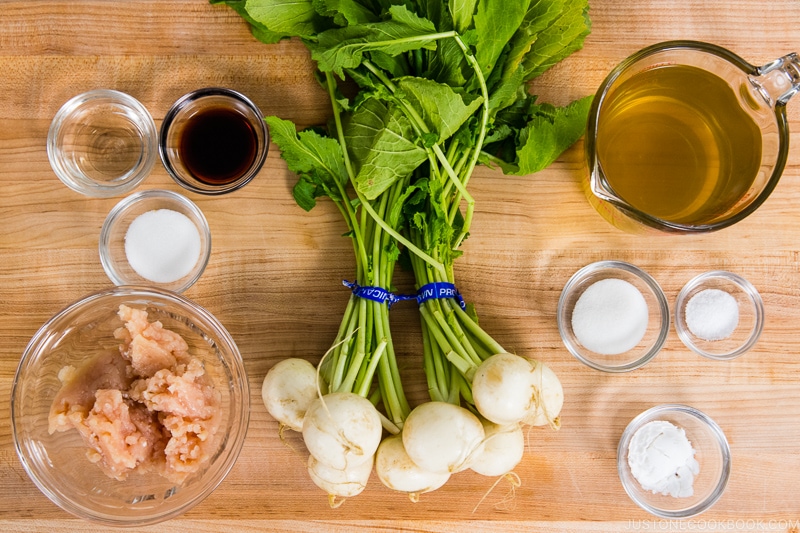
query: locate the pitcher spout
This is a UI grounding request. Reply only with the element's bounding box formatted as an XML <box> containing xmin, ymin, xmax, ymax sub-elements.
<box><xmin>751</xmin><ymin>53</ymin><xmax>800</xmax><ymax>106</ymax></box>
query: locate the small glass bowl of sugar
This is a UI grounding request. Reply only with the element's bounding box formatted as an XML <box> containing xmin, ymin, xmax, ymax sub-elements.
<box><xmin>675</xmin><ymin>271</ymin><xmax>764</xmax><ymax>360</ymax></box>
<box><xmin>557</xmin><ymin>261</ymin><xmax>670</xmax><ymax>372</ymax></box>
<box><xmin>99</xmin><ymin>189</ymin><xmax>211</xmax><ymax>293</ymax></box>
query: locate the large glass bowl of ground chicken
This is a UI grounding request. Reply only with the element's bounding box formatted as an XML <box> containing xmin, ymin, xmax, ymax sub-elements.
<box><xmin>11</xmin><ymin>287</ymin><xmax>249</xmax><ymax>526</ymax></box>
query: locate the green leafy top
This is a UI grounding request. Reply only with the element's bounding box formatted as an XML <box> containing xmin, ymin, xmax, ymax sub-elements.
<box><xmin>214</xmin><ymin>0</ymin><xmax>593</xmax><ymax>258</ymax></box>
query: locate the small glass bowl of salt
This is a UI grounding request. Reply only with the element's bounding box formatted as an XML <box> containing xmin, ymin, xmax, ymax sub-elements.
<box><xmin>557</xmin><ymin>261</ymin><xmax>670</xmax><ymax>372</ymax></box>
<box><xmin>675</xmin><ymin>271</ymin><xmax>764</xmax><ymax>361</ymax></box>
<box><xmin>99</xmin><ymin>189</ymin><xmax>211</xmax><ymax>293</ymax></box>
<box><xmin>617</xmin><ymin>404</ymin><xmax>732</xmax><ymax>518</ymax></box>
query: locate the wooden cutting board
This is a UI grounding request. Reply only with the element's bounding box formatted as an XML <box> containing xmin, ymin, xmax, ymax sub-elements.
<box><xmin>1</xmin><ymin>1</ymin><xmax>799</xmax><ymax>531</ymax></box>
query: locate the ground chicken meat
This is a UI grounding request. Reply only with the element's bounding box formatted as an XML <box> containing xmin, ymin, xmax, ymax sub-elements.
<box><xmin>48</xmin><ymin>305</ymin><xmax>222</xmax><ymax>484</ymax></box>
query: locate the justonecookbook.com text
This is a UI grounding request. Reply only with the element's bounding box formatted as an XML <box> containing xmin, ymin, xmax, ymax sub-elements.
<box><xmin>625</xmin><ymin>518</ymin><xmax>800</xmax><ymax>531</ymax></box>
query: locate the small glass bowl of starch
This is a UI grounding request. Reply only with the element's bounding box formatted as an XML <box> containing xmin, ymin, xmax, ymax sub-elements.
<box><xmin>617</xmin><ymin>404</ymin><xmax>731</xmax><ymax>519</ymax></box>
<box><xmin>99</xmin><ymin>189</ymin><xmax>211</xmax><ymax>293</ymax></box>
<box><xmin>557</xmin><ymin>261</ymin><xmax>670</xmax><ymax>372</ymax></box>
<box><xmin>675</xmin><ymin>271</ymin><xmax>764</xmax><ymax>360</ymax></box>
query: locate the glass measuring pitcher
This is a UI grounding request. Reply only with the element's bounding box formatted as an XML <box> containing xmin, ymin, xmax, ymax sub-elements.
<box><xmin>585</xmin><ymin>41</ymin><xmax>800</xmax><ymax>233</ymax></box>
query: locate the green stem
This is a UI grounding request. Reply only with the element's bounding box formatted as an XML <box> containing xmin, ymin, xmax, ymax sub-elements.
<box><xmin>356</xmin><ymin>338</ymin><xmax>387</xmax><ymax>398</ymax></box>
<box><xmin>432</xmin><ymin>143</ymin><xmax>474</xmax><ymax>250</ymax></box>
<box><xmin>451</xmin><ymin>34</ymin><xmax>490</xmax><ymax>192</ymax></box>
<box><xmin>420</xmin><ymin>318</ymin><xmax>446</xmax><ymax>402</ymax></box>
<box><xmin>443</xmin><ymin>349</ymin><xmax>475</xmax><ymax>382</ymax></box>
<box><xmin>478</xmin><ymin>150</ymin><xmax>507</xmax><ymax>167</ymax></box>
<box><xmin>445</xmin><ymin>149</ymin><xmax>472</xmax><ymax>224</ymax></box>
<box><xmin>351</xmin><ymin>31</ymin><xmax>457</xmax><ymax>55</ymax></box>
<box><xmin>455</xmin><ymin>372</ymin><xmax>473</xmax><ymax>405</ymax></box>
<box><xmin>452</xmin><ymin>304</ymin><xmax>505</xmax><ymax>356</ymax></box>
<box><xmin>439</xmin><ymin>298</ymin><xmax>482</xmax><ymax>365</ymax></box>
<box><xmin>323</xmin><ymin>73</ymin><xmax>370</xmax><ymax>276</ymax></box>
<box><xmin>419</xmin><ymin>304</ymin><xmax>452</xmax><ymax>353</ymax></box>
<box><xmin>336</xmin><ymin>297</ymin><xmax>369</xmax><ymax>393</ymax></box>
<box><xmin>430</xmin><ymin>303</ymin><xmax>481</xmax><ymax>367</ymax></box>
<box><xmin>328</xmin><ymin>295</ymin><xmax>359</xmax><ymax>389</ymax></box>
<box><xmin>354</xmin><ymin>185</ymin><xmax>446</xmax><ymax>279</ymax></box>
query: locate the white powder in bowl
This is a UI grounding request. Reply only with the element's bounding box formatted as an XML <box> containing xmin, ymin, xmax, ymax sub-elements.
<box><xmin>685</xmin><ymin>288</ymin><xmax>739</xmax><ymax>341</ymax></box>
<box><xmin>571</xmin><ymin>278</ymin><xmax>649</xmax><ymax>355</ymax></box>
<box><xmin>627</xmin><ymin>420</ymin><xmax>699</xmax><ymax>498</ymax></box>
<box><xmin>124</xmin><ymin>209</ymin><xmax>202</xmax><ymax>284</ymax></box>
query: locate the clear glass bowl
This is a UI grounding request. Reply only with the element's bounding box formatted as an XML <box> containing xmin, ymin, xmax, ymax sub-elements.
<box><xmin>618</xmin><ymin>404</ymin><xmax>731</xmax><ymax>518</ymax></box>
<box><xmin>557</xmin><ymin>261</ymin><xmax>670</xmax><ymax>372</ymax></box>
<box><xmin>99</xmin><ymin>189</ymin><xmax>211</xmax><ymax>293</ymax></box>
<box><xmin>11</xmin><ymin>287</ymin><xmax>249</xmax><ymax>526</ymax></box>
<box><xmin>675</xmin><ymin>271</ymin><xmax>764</xmax><ymax>360</ymax></box>
<box><xmin>47</xmin><ymin>89</ymin><xmax>157</xmax><ymax>197</ymax></box>
<box><xmin>159</xmin><ymin>87</ymin><xmax>268</xmax><ymax>195</ymax></box>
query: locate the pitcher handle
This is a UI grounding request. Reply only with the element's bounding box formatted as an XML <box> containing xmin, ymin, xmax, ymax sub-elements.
<box><xmin>752</xmin><ymin>53</ymin><xmax>800</xmax><ymax>106</ymax></box>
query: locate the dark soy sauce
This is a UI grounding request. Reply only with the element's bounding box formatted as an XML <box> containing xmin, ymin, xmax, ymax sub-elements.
<box><xmin>179</xmin><ymin>107</ymin><xmax>257</xmax><ymax>185</ymax></box>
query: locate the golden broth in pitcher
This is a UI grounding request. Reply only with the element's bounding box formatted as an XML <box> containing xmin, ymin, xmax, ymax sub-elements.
<box><xmin>596</xmin><ymin>64</ymin><xmax>762</xmax><ymax>225</ymax></box>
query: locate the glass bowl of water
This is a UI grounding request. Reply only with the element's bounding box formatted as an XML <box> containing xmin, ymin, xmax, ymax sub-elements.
<box><xmin>47</xmin><ymin>89</ymin><xmax>158</xmax><ymax>197</ymax></box>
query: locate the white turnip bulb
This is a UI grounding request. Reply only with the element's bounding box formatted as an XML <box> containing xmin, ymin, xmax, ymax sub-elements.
<box><xmin>261</xmin><ymin>358</ymin><xmax>320</xmax><ymax>432</ymax></box>
<box><xmin>472</xmin><ymin>352</ymin><xmax>537</xmax><ymax>426</ymax></box>
<box><xmin>469</xmin><ymin>419</ymin><xmax>525</xmax><ymax>477</ymax></box>
<box><xmin>307</xmin><ymin>453</ymin><xmax>373</xmax><ymax>503</ymax></box>
<box><xmin>375</xmin><ymin>435</ymin><xmax>450</xmax><ymax>500</ymax></box>
<box><xmin>522</xmin><ymin>360</ymin><xmax>564</xmax><ymax>428</ymax></box>
<box><xmin>302</xmin><ymin>391</ymin><xmax>383</xmax><ymax>470</ymax></box>
<box><xmin>402</xmin><ymin>401</ymin><xmax>485</xmax><ymax>475</ymax></box>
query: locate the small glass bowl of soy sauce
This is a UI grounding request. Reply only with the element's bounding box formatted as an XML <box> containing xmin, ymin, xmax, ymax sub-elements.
<box><xmin>159</xmin><ymin>87</ymin><xmax>269</xmax><ymax>195</ymax></box>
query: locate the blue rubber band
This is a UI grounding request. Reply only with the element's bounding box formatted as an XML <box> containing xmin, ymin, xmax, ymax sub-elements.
<box><xmin>343</xmin><ymin>280</ymin><xmax>415</xmax><ymax>308</ymax></box>
<box><xmin>342</xmin><ymin>280</ymin><xmax>467</xmax><ymax>310</ymax></box>
<box><xmin>416</xmin><ymin>282</ymin><xmax>467</xmax><ymax>310</ymax></box>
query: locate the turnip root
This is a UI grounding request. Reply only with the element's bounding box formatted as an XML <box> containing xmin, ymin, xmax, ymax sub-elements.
<box><xmin>469</xmin><ymin>419</ymin><xmax>525</xmax><ymax>477</ymax></box>
<box><xmin>262</xmin><ymin>358</ymin><xmax>321</xmax><ymax>432</ymax></box>
<box><xmin>375</xmin><ymin>435</ymin><xmax>450</xmax><ymax>501</ymax></box>
<box><xmin>472</xmin><ymin>352</ymin><xmax>537</xmax><ymax>426</ymax></box>
<box><xmin>522</xmin><ymin>360</ymin><xmax>563</xmax><ymax>428</ymax></box>
<box><xmin>402</xmin><ymin>401</ymin><xmax>485</xmax><ymax>475</ymax></box>
<box><xmin>307</xmin><ymin>454</ymin><xmax>373</xmax><ymax>507</ymax></box>
<box><xmin>302</xmin><ymin>391</ymin><xmax>383</xmax><ymax>470</ymax></box>
<box><xmin>471</xmin><ymin>353</ymin><xmax>564</xmax><ymax>429</ymax></box>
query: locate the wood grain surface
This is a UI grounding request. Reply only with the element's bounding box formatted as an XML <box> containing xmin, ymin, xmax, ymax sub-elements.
<box><xmin>1</xmin><ymin>1</ymin><xmax>800</xmax><ymax>531</ymax></box>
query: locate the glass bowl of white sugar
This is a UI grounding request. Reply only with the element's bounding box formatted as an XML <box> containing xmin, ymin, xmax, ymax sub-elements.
<box><xmin>99</xmin><ymin>189</ymin><xmax>211</xmax><ymax>293</ymax></box>
<box><xmin>675</xmin><ymin>271</ymin><xmax>764</xmax><ymax>360</ymax></box>
<box><xmin>557</xmin><ymin>261</ymin><xmax>670</xmax><ymax>372</ymax></box>
<box><xmin>617</xmin><ymin>404</ymin><xmax>731</xmax><ymax>518</ymax></box>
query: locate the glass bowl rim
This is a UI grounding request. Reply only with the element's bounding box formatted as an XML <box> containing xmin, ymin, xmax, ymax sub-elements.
<box><xmin>46</xmin><ymin>88</ymin><xmax>158</xmax><ymax>198</ymax></box>
<box><xmin>557</xmin><ymin>260</ymin><xmax>670</xmax><ymax>372</ymax></box>
<box><xmin>674</xmin><ymin>270</ymin><xmax>764</xmax><ymax>360</ymax></box>
<box><xmin>158</xmin><ymin>87</ymin><xmax>269</xmax><ymax>196</ymax></box>
<box><xmin>11</xmin><ymin>285</ymin><xmax>249</xmax><ymax>526</ymax></box>
<box><xmin>616</xmin><ymin>403</ymin><xmax>732</xmax><ymax>519</ymax></box>
<box><xmin>98</xmin><ymin>188</ymin><xmax>212</xmax><ymax>294</ymax></box>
